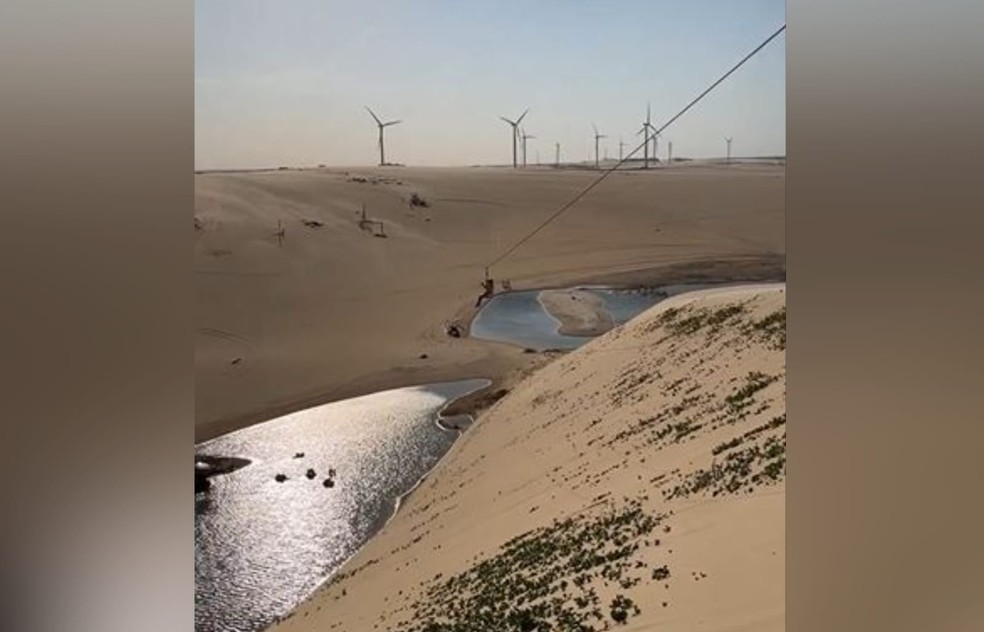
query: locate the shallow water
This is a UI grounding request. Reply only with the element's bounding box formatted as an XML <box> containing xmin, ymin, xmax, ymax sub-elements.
<box><xmin>591</xmin><ymin>287</ymin><xmax>670</xmax><ymax>325</ymax></box>
<box><xmin>194</xmin><ymin>378</ymin><xmax>489</xmax><ymax>632</ymax></box>
<box><xmin>470</xmin><ymin>290</ymin><xmax>589</xmax><ymax>350</ymax></box>
<box><xmin>470</xmin><ymin>284</ymin><xmax>732</xmax><ymax>350</ymax></box>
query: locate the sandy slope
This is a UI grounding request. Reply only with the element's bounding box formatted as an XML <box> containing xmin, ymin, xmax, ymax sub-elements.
<box><xmin>272</xmin><ymin>284</ymin><xmax>785</xmax><ymax>632</ymax></box>
<box><xmin>195</xmin><ymin>164</ymin><xmax>784</xmax><ymax>441</ymax></box>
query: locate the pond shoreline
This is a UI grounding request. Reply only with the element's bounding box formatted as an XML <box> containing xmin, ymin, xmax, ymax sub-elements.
<box><xmin>537</xmin><ymin>288</ymin><xmax>615</xmax><ymax>336</ymax></box>
<box><xmin>195</xmin><ymin>379</ymin><xmax>491</xmax><ymax>632</ymax></box>
<box><xmin>389</xmin><ymin>378</ymin><xmax>491</xmax><ymax>524</ymax></box>
<box><xmin>196</xmin><ymin>255</ymin><xmax>786</xmax><ymax>444</ymax></box>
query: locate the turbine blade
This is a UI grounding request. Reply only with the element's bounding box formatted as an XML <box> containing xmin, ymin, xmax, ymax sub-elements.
<box><xmin>516</xmin><ymin>108</ymin><xmax>529</xmax><ymax>125</ymax></box>
<box><xmin>500</xmin><ymin>116</ymin><xmax>516</xmax><ymax>126</ymax></box>
<box><xmin>384</xmin><ymin>120</ymin><xmax>402</xmax><ymax>126</ymax></box>
<box><xmin>365</xmin><ymin>106</ymin><xmax>382</xmax><ymax>126</ymax></box>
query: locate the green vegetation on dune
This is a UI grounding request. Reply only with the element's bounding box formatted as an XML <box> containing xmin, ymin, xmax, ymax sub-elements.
<box><xmin>725</xmin><ymin>371</ymin><xmax>779</xmax><ymax>416</ymax></box>
<box><xmin>746</xmin><ymin>307</ymin><xmax>786</xmax><ymax>350</ymax></box>
<box><xmin>403</xmin><ymin>500</ymin><xmax>669</xmax><ymax>632</ymax></box>
<box><xmin>370</xmin><ymin>296</ymin><xmax>787</xmax><ymax>632</ymax></box>
<box><xmin>712</xmin><ymin>414</ymin><xmax>786</xmax><ymax>456</ymax></box>
<box><xmin>650</xmin><ymin>303</ymin><xmax>748</xmax><ymax>337</ymax></box>
<box><xmin>664</xmin><ymin>431</ymin><xmax>786</xmax><ymax>500</ymax></box>
<box><xmin>649</xmin><ymin>301</ymin><xmax>785</xmax><ymax>352</ymax></box>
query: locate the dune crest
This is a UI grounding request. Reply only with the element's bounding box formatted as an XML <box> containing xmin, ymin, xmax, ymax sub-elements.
<box><xmin>272</xmin><ymin>284</ymin><xmax>785</xmax><ymax>632</ymax></box>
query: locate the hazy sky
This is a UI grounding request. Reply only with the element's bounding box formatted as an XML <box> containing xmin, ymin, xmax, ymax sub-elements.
<box><xmin>196</xmin><ymin>0</ymin><xmax>785</xmax><ymax>169</ymax></box>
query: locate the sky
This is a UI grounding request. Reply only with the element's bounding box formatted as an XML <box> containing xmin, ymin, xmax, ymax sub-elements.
<box><xmin>195</xmin><ymin>0</ymin><xmax>785</xmax><ymax>169</ymax></box>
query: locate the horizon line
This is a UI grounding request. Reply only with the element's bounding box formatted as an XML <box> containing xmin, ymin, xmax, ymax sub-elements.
<box><xmin>194</xmin><ymin>155</ymin><xmax>787</xmax><ymax>174</ymax></box>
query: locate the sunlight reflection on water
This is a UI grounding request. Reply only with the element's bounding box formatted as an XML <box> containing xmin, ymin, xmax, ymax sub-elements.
<box><xmin>195</xmin><ymin>378</ymin><xmax>488</xmax><ymax>632</ymax></box>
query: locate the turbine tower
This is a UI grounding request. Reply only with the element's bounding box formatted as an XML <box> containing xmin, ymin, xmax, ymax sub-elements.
<box><xmin>555</xmin><ymin>142</ymin><xmax>560</xmax><ymax>167</ymax></box>
<box><xmin>637</xmin><ymin>103</ymin><xmax>657</xmax><ymax>169</ymax></box>
<box><xmin>499</xmin><ymin>108</ymin><xmax>529</xmax><ymax>168</ymax></box>
<box><xmin>619</xmin><ymin>137</ymin><xmax>626</xmax><ymax>162</ymax></box>
<box><xmin>592</xmin><ymin>123</ymin><xmax>606</xmax><ymax>169</ymax></box>
<box><xmin>520</xmin><ymin>127</ymin><xmax>535</xmax><ymax>168</ymax></box>
<box><xmin>365</xmin><ymin>106</ymin><xmax>402</xmax><ymax>166</ymax></box>
<box><xmin>725</xmin><ymin>137</ymin><xmax>733</xmax><ymax>164</ymax></box>
<box><xmin>668</xmin><ymin>141</ymin><xmax>673</xmax><ymax>165</ymax></box>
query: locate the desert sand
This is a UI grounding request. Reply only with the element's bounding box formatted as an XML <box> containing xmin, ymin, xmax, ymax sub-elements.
<box><xmin>271</xmin><ymin>284</ymin><xmax>786</xmax><ymax>632</ymax></box>
<box><xmin>195</xmin><ymin>163</ymin><xmax>784</xmax><ymax>442</ymax></box>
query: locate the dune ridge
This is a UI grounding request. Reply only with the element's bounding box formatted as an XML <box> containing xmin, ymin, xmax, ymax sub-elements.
<box><xmin>271</xmin><ymin>284</ymin><xmax>786</xmax><ymax>632</ymax></box>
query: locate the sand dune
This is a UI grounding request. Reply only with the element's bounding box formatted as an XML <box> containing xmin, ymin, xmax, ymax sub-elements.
<box><xmin>195</xmin><ymin>165</ymin><xmax>784</xmax><ymax>442</ymax></box>
<box><xmin>271</xmin><ymin>284</ymin><xmax>785</xmax><ymax>632</ymax></box>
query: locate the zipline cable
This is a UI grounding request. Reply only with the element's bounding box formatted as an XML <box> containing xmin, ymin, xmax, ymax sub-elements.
<box><xmin>484</xmin><ymin>24</ymin><xmax>786</xmax><ymax>274</ymax></box>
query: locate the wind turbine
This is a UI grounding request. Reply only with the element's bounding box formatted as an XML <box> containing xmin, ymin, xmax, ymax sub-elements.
<box><xmin>592</xmin><ymin>123</ymin><xmax>606</xmax><ymax>169</ymax></box>
<box><xmin>520</xmin><ymin>127</ymin><xmax>535</xmax><ymax>168</ymax></box>
<box><xmin>725</xmin><ymin>137</ymin><xmax>733</xmax><ymax>164</ymax></box>
<box><xmin>619</xmin><ymin>137</ymin><xmax>626</xmax><ymax>161</ymax></box>
<box><xmin>365</xmin><ymin>107</ymin><xmax>402</xmax><ymax>166</ymax></box>
<box><xmin>499</xmin><ymin>108</ymin><xmax>529</xmax><ymax>168</ymax></box>
<box><xmin>668</xmin><ymin>141</ymin><xmax>673</xmax><ymax>165</ymax></box>
<box><xmin>637</xmin><ymin>103</ymin><xmax>657</xmax><ymax>169</ymax></box>
<box><xmin>555</xmin><ymin>142</ymin><xmax>560</xmax><ymax>167</ymax></box>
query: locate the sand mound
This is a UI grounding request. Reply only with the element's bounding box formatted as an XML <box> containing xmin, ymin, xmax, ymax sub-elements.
<box><xmin>538</xmin><ymin>288</ymin><xmax>614</xmax><ymax>336</ymax></box>
<box><xmin>272</xmin><ymin>284</ymin><xmax>786</xmax><ymax>632</ymax></box>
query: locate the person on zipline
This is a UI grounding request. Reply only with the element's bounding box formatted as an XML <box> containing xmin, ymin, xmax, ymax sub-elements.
<box><xmin>475</xmin><ymin>277</ymin><xmax>495</xmax><ymax>307</ymax></box>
